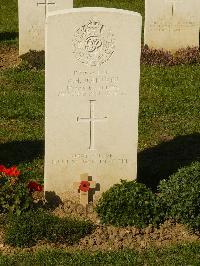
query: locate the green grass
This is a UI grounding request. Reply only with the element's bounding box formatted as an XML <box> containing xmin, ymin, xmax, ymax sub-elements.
<box><xmin>5</xmin><ymin>209</ymin><xmax>94</xmax><ymax>248</ymax></box>
<box><xmin>138</xmin><ymin>65</ymin><xmax>200</xmax><ymax>189</ymax></box>
<box><xmin>75</xmin><ymin>0</ymin><xmax>144</xmax><ymax>15</ymax></box>
<box><xmin>0</xmin><ymin>243</ymin><xmax>200</xmax><ymax>265</ymax></box>
<box><xmin>0</xmin><ymin>1</ymin><xmax>199</xmax><ymax>190</ymax></box>
<box><xmin>0</xmin><ymin>0</ymin><xmax>200</xmax><ymax>263</ymax></box>
<box><xmin>0</xmin><ymin>0</ymin><xmax>18</xmax><ymax>45</ymax></box>
<box><xmin>0</xmin><ymin>63</ymin><xmax>200</xmax><ymax>186</ymax></box>
<box><xmin>139</xmin><ymin>65</ymin><xmax>200</xmax><ymax>148</ymax></box>
<box><xmin>0</xmin><ymin>66</ymin><xmax>44</xmax><ymax>180</ymax></box>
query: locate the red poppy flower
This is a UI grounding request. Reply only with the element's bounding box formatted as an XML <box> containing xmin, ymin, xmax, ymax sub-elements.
<box><xmin>0</xmin><ymin>165</ymin><xmax>6</xmax><ymax>173</ymax></box>
<box><xmin>79</xmin><ymin>181</ymin><xmax>90</xmax><ymax>192</ymax></box>
<box><xmin>4</xmin><ymin>166</ymin><xmax>20</xmax><ymax>177</ymax></box>
<box><xmin>28</xmin><ymin>181</ymin><xmax>43</xmax><ymax>192</ymax></box>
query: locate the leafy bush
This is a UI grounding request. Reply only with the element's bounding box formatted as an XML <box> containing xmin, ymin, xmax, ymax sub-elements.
<box><xmin>96</xmin><ymin>180</ymin><xmax>162</xmax><ymax>228</ymax></box>
<box><xmin>141</xmin><ymin>46</ymin><xmax>200</xmax><ymax>66</ymax></box>
<box><xmin>158</xmin><ymin>162</ymin><xmax>200</xmax><ymax>231</ymax></box>
<box><xmin>5</xmin><ymin>209</ymin><xmax>94</xmax><ymax>247</ymax></box>
<box><xmin>0</xmin><ymin>165</ymin><xmax>33</xmax><ymax>215</ymax></box>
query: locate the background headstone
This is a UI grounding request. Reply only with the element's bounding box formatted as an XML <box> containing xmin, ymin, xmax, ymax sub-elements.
<box><xmin>45</xmin><ymin>8</ymin><xmax>142</xmax><ymax>202</ymax></box>
<box><xmin>18</xmin><ymin>0</ymin><xmax>73</xmax><ymax>55</ymax></box>
<box><xmin>144</xmin><ymin>0</ymin><xmax>200</xmax><ymax>51</ymax></box>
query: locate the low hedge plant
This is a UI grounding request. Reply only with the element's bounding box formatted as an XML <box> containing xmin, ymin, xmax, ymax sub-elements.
<box><xmin>158</xmin><ymin>162</ymin><xmax>200</xmax><ymax>231</ymax></box>
<box><xmin>5</xmin><ymin>209</ymin><xmax>94</xmax><ymax>247</ymax></box>
<box><xmin>96</xmin><ymin>180</ymin><xmax>162</xmax><ymax>228</ymax></box>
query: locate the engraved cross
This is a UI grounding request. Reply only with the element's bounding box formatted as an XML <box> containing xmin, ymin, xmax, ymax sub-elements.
<box><xmin>166</xmin><ymin>0</ymin><xmax>183</xmax><ymax>16</ymax></box>
<box><xmin>77</xmin><ymin>100</ymin><xmax>108</xmax><ymax>151</ymax></box>
<box><xmin>37</xmin><ymin>0</ymin><xmax>55</xmax><ymax>16</ymax></box>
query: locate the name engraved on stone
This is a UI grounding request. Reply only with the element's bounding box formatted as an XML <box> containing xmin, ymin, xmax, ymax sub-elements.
<box><xmin>73</xmin><ymin>18</ymin><xmax>115</xmax><ymax>66</ymax></box>
<box><xmin>148</xmin><ymin>17</ymin><xmax>197</xmax><ymax>32</ymax></box>
<box><xmin>77</xmin><ymin>100</ymin><xmax>108</xmax><ymax>150</ymax></box>
<box><xmin>58</xmin><ymin>70</ymin><xmax>122</xmax><ymax>97</ymax></box>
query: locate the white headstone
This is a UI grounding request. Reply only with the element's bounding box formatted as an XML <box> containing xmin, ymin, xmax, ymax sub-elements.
<box><xmin>18</xmin><ymin>0</ymin><xmax>73</xmax><ymax>55</ymax></box>
<box><xmin>144</xmin><ymin>0</ymin><xmax>200</xmax><ymax>51</ymax></box>
<box><xmin>45</xmin><ymin>8</ymin><xmax>142</xmax><ymax>203</ymax></box>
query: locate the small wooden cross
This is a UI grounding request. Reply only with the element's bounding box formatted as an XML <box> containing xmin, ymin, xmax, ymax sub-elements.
<box><xmin>73</xmin><ymin>173</ymin><xmax>96</xmax><ymax>207</ymax></box>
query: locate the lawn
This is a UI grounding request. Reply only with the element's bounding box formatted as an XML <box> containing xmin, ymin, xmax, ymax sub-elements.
<box><xmin>0</xmin><ymin>0</ymin><xmax>200</xmax><ymax>194</ymax></box>
<box><xmin>0</xmin><ymin>0</ymin><xmax>200</xmax><ymax>264</ymax></box>
<box><xmin>0</xmin><ymin>243</ymin><xmax>200</xmax><ymax>265</ymax></box>
<box><xmin>1</xmin><ymin>61</ymin><xmax>199</xmax><ymax>189</ymax></box>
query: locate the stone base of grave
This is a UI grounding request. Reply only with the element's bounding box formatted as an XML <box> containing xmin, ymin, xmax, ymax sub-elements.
<box><xmin>45</xmin><ymin>190</ymin><xmax>102</xmax><ymax>208</ymax></box>
<box><xmin>46</xmin><ymin>190</ymin><xmax>100</xmax><ymax>222</ymax></box>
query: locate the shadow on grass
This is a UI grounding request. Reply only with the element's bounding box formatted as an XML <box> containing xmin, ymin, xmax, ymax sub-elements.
<box><xmin>20</xmin><ymin>50</ymin><xmax>45</xmax><ymax>70</ymax></box>
<box><xmin>138</xmin><ymin>133</ymin><xmax>200</xmax><ymax>191</ymax></box>
<box><xmin>0</xmin><ymin>32</ymin><xmax>18</xmax><ymax>41</ymax></box>
<box><xmin>0</xmin><ymin>140</ymin><xmax>44</xmax><ymax>166</ymax></box>
<box><xmin>1</xmin><ymin>135</ymin><xmax>200</xmax><ymax>191</ymax></box>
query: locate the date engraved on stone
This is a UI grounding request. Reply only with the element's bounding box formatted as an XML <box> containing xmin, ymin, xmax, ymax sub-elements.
<box><xmin>51</xmin><ymin>154</ymin><xmax>128</xmax><ymax>165</ymax></box>
<box><xmin>72</xmin><ymin>18</ymin><xmax>115</xmax><ymax>66</ymax></box>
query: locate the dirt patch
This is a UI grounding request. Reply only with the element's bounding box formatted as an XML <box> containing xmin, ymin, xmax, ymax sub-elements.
<box><xmin>0</xmin><ymin>199</ymin><xmax>199</xmax><ymax>255</ymax></box>
<box><xmin>1</xmin><ymin>45</ymin><xmax>200</xmax><ymax>71</ymax></box>
<box><xmin>53</xmin><ymin>202</ymin><xmax>200</xmax><ymax>251</ymax></box>
<box><xmin>141</xmin><ymin>46</ymin><xmax>200</xmax><ymax>66</ymax></box>
<box><xmin>0</xmin><ymin>46</ymin><xmax>21</xmax><ymax>70</ymax></box>
<box><xmin>78</xmin><ymin>221</ymin><xmax>199</xmax><ymax>251</ymax></box>
<box><xmin>0</xmin><ymin>219</ymin><xmax>199</xmax><ymax>255</ymax></box>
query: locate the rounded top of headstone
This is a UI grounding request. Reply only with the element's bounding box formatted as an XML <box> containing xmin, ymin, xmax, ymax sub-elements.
<box><xmin>47</xmin><ymin>7</ymin><xmax>142</xmax><ymax>19</ymax></box>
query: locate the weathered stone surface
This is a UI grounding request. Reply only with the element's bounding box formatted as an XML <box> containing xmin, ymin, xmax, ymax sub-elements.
<box><xmin>144</xmin><ymin>0</ymin><xmax>200</xmax><ymax>51</ymax></box>
<box><xmin>45</xmin><ymin>8</ymin><xmax>142</xmax><ymax>202</ymax></box>
<box><xmin>18</xmin><ymin>0</ymin><xmax>73</xmax><ymax>55</ymax></box>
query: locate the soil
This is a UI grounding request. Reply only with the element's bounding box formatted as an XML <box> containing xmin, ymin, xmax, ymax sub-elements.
<box><xmin>1</xmin><ymin>46</ymin><xmax>199</xmax><ymax>71</ymax></box>
<box><xmin>0</xmin><ymin>46</ymin><xmax>21</xmax><ymax>70</ymax></box>
<box><xmin>53</xmin><ymin>200</ymin><xmax>200</xmax><ymax>251</ymax></box>
<box><xmin>0</xmin><ymin>198</ymin><xmax>199</xmax><ymax>255</ymax></box>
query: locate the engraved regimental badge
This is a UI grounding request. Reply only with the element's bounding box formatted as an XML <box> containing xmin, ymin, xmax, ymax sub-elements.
<box><xmin>73</xmin><ymin>18</ymin><xmax>115</xmax><ymax>67</ymax></box>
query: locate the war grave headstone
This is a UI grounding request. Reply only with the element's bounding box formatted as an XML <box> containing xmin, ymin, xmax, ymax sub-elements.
<box><xmin>144</xmin><ymin>0</ymin><xmax>200</xmax><ymax>51</ymax></box>
<box><xmin>18</xmin><ymin>0</ymin><xmax>73</xmax><ymax>55</ymax></box>
<box><xmin>45</xmin><ymin>8</ymin><xmax>142</xmax><ymax>205</ymax></box>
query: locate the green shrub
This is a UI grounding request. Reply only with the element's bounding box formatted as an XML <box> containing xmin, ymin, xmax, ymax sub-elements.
<box><xmin>0</xmin><ymin>166</ymin><xmax>33</xmax><ymax>215</ymax></box>
<box><xmin>158</xmin><ymin>162</ymin><xmax>200</xmax><ymax>231</ymax></box>
<box><xmin>96</xmin><ymin>180</ymin><xmax>162</xmax><ymax>228</ymax></box>
<box><xmin>0</xmin><ymin>182</ymin><xmax>33</xmax><ymax>215</ymax></box>
<box><xmin>5</xmin><ymin>209</ymin><xmax>94</xmax><ymax>247</ymax></box>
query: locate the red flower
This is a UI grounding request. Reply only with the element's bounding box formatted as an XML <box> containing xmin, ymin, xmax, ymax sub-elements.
<box><xmin>4</xmin><ymin>166</ymin><xmax>20</xmax><ymax>177</ymax></box>
<box><xmin>79</xmin><ymin>181</ymin><xmax>90</xmax><ymax>192</ymax></box>
<box><xmin>28</xmin><ymin>181</ymin><xmax>43</xmax><ymax>192</ymax></box>
<box><xmin>0</xmin><ymin>165</ymin><xmax>20</xmax><ymax>177</ymax></box>
<box><xmin>0</xmin><ymin>165</ymin><xmax>6</xmax><ymax>173</ymax></box>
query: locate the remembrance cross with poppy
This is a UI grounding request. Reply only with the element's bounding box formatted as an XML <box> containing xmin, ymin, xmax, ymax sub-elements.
<box><xmin>73</xmin><ymin>173</ymin><xmax>96</xmax><ymax>206</ymax></box>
